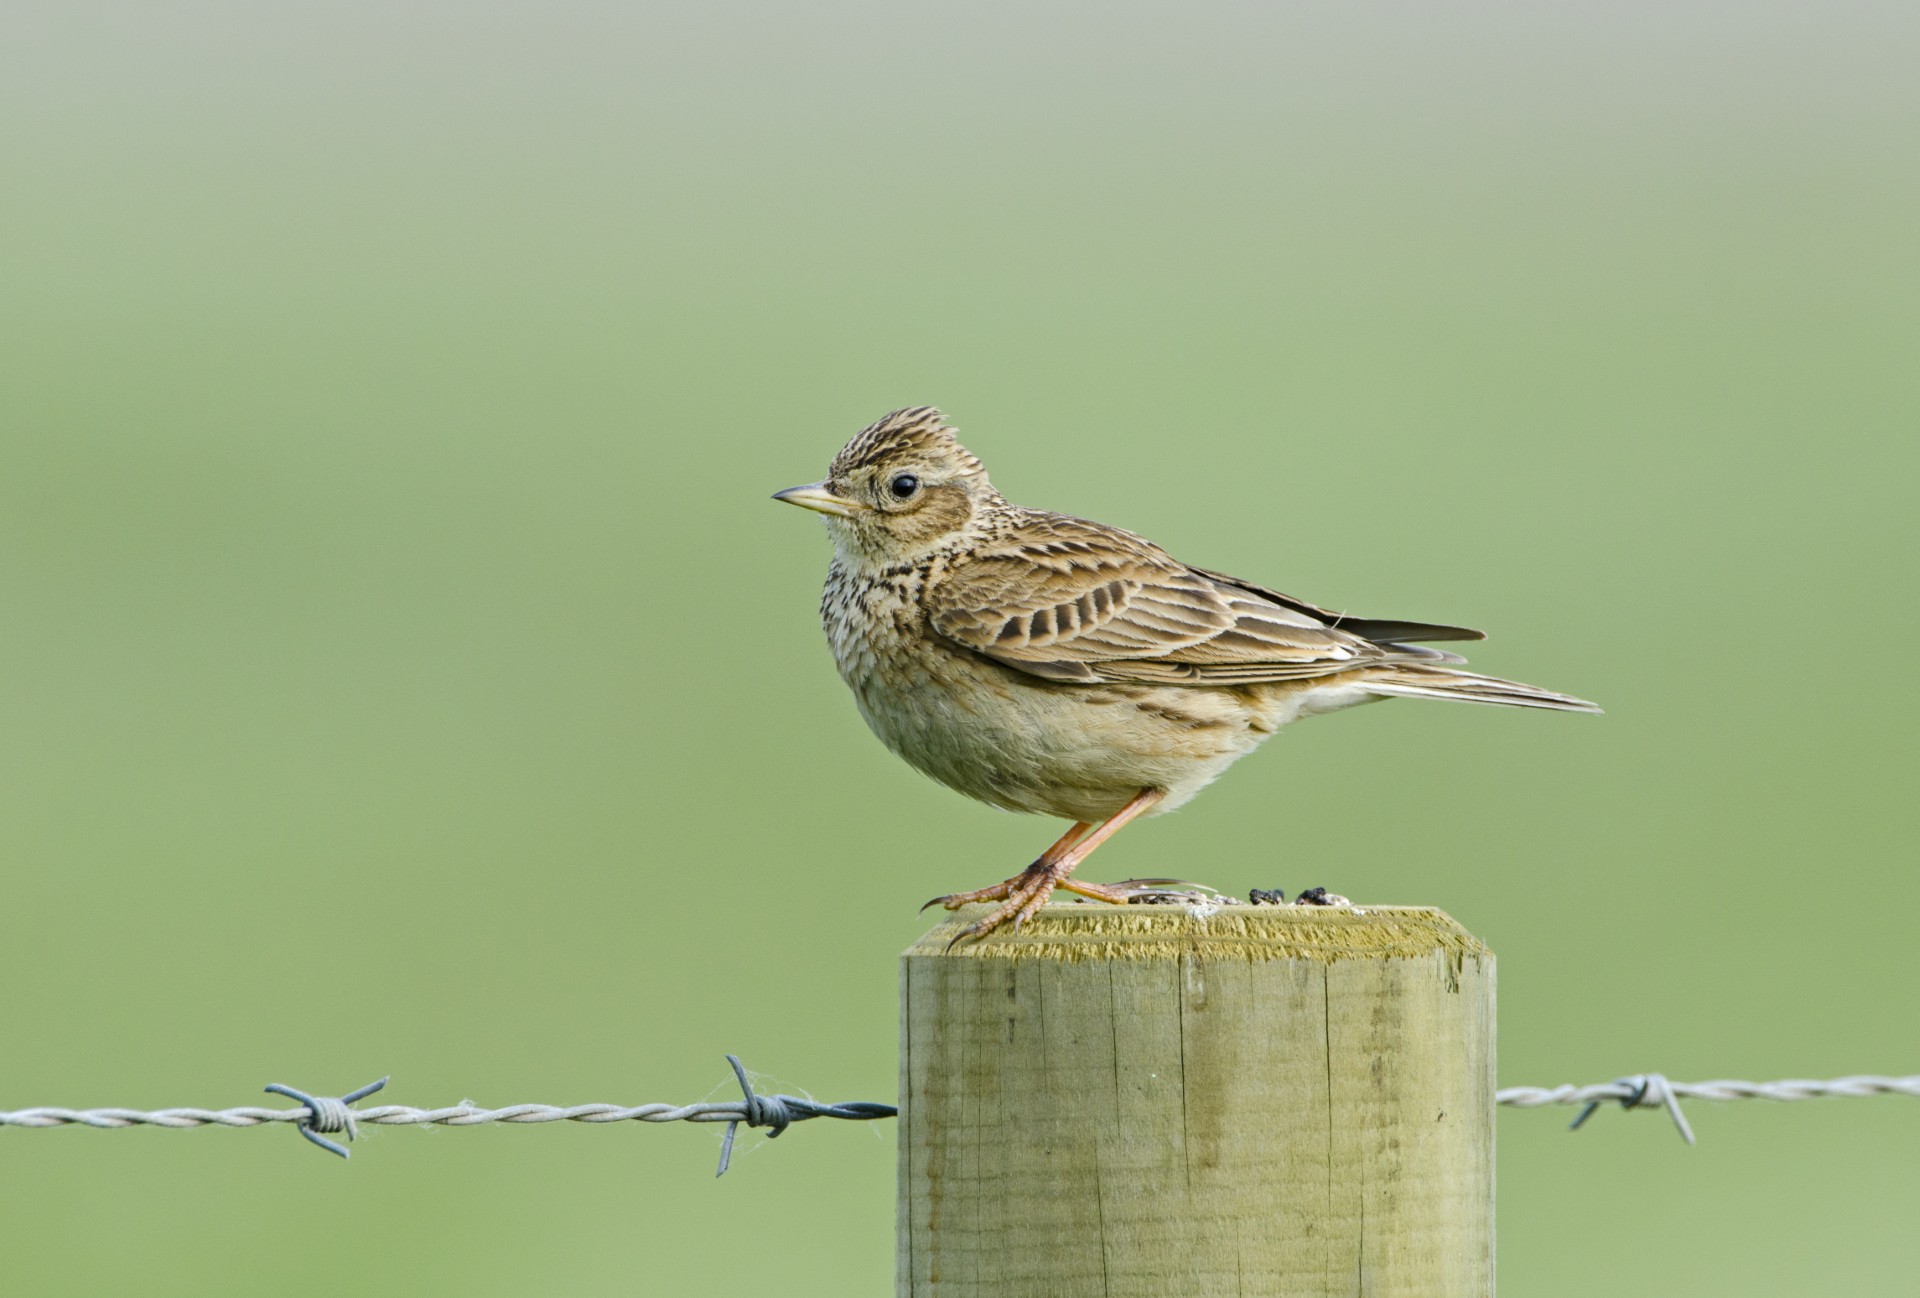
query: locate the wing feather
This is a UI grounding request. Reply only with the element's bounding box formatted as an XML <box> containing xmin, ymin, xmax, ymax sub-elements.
<box><xmin>1192</xmin><ymin>566</ymin><xmax>1485</xmax><ymax>645</ymax></box>
<box><xmin>925</xmin><ymin>512</ymin><xmax>1448</xmax><ymax>686</ymax></box>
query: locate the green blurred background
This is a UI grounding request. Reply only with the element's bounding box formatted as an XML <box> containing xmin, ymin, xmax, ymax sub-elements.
<box><xmin>3</xmin><ymin>2</ymin><xmax>1916</xmax><ymax>1293</ymax></box>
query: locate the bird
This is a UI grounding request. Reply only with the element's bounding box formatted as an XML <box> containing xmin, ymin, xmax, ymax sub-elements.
<box><xmin>774</xmin><ymin>407</ymin><xmax>1598</xmax><ymax>943</ymax></box>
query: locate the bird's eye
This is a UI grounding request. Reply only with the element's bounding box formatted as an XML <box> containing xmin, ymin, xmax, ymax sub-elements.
<box><xmin>889</xmin><ymin>473</ymin><xmax>920</xmax><ymax>500</ymax></box>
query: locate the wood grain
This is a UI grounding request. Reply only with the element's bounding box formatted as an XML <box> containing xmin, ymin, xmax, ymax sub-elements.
<box><xmin>898</xmin><ymin>904</ymin><xmax>1494</xmax><ymax>1297</ymax></box>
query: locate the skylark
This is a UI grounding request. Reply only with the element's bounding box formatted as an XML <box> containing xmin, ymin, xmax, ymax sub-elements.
<box><xmin>776</xmin><ymin>407</ymin><xmax>1598</xmax><ymax>942</ymax></box>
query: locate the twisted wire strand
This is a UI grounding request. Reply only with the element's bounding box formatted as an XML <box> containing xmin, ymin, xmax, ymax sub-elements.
<box><xmin>0</xmin><ymin>1054</ymin><xmax>896</xmax><ymax>1174</ymax></box>
<box><xmin>1495</xmin><ymin>1074</ymin><xmax>1920</xmax><ymax>1106</ymax></box>
<box><xmin>5</xmin><ymin>1070</ymin><xmax>1911</xmax><ymax>1158</ymax></box>
<box><xmin>1494</xmin><ymin>1073</ymin><xmax>1920</xmax><ymax>1144</ymax></box>
<box><xmin>0</xmin><ymin>1098</ymin><xmax>892</xmax><ymax>1131</ymax></box>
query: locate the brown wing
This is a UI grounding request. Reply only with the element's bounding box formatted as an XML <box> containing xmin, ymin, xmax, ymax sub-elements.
<box><xmin>924</xmin><ymin>513</ymin><xmax>1437</xmax><ymax>686</ymax></box>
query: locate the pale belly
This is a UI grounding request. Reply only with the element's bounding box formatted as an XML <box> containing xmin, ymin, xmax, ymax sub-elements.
<box><xmin>837</xmin><ymin>634</ymin><xmax>1294</xmax><ymax>823</ymax></box>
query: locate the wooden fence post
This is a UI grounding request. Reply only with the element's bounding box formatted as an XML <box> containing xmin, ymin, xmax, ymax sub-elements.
<box><xmin>898</xmin><ymin>903</ymin><xmax>1494</xmax><ymax>1298</ymax></box>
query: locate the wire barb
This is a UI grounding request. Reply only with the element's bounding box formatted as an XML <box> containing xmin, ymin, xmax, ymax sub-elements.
<box><xmin>1564</xmin><ymin>1074</ymin><xmax>1696</xmax><ymax>1144</ymax></box>
<box><xmin>713</xmin><ymin>1054</ymin><xmax>899</xmax><ymax>1177</ymax></box>
<box><xmin>262</xmin><ymin>1077</ymin><xmax>389</xmax><ymax>1158</ymax></box>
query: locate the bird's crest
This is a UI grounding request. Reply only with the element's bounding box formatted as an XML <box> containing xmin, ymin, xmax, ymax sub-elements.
<box><xmin>831</xmin><ymin>407</ymin><xmax>985</xmax><ymax>479</ymax></box>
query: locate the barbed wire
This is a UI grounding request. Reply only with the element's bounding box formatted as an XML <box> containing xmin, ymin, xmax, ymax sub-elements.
<box><xmin>0</xmin><ymin>1055</ymin><xmax>896</xmax><ymax>1176</ymax></box>
<box><xmin>5</xmin><ymin>1064</ymin><xmax>1912</xmax><ymax>1166</ymax></box>
<box><xmin>1495</xmin><ymin>1072</ymin><xmax>1920</xmax><ymax>1144</ymax></box>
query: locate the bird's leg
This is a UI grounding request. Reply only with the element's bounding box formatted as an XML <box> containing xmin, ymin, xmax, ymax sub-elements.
<box><xmin>946</xmin><ymin>789</ymin><xmax>1166</xmax><ymax>945</ymax></box>
<box><xmin>922</xmin><ymin>821</ymin><xmax>1092</xmax><ymax>912</ymax></box>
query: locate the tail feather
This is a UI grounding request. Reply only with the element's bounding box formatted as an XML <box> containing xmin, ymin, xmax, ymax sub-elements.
<box><xmin>1342</xmin><ymin>617</ymin><xmax>1486</xmax><ymax>645</ymax></box>
<box><xmin>1363</xmin><ymin>666</ymin><xmax>1602</xmax><ymax>715</ymax></box>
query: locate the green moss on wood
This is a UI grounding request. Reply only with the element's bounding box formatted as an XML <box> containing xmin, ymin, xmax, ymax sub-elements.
<box><xmin>906</xmin><ymin>902</ymin><xmax>1490</xmax><ymax>964</ymax></box>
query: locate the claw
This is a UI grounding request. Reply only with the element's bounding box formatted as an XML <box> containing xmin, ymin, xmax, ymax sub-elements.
<box><xmin>945</xmin><ymin>922</ymin><xmax>987</xmax><ymax>953</ymax></box>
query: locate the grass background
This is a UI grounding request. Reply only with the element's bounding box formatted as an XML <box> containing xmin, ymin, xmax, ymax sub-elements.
<box><xmin>2</xmin><ymin>2</ymin><xmax>1916</xmax><ymax>1293</ymax></box>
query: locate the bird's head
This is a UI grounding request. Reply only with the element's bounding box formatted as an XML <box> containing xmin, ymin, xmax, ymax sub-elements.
<box><xmin>774</xmin><ymin>407</ymin><xmax>999</xmax><ymax>563</ymax></box>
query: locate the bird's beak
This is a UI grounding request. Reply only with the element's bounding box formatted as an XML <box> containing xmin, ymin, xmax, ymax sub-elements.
<box><xmin>772</xmin><ymin>482</ymin><xmax>865</xmax><ymax>519</ymax></box>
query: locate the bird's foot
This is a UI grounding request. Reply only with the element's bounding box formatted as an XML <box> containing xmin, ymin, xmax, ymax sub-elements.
<box><xmin>932</xmin><ymin>862</ymin><xmax>1138</xmax><ymax>949</ymax></box>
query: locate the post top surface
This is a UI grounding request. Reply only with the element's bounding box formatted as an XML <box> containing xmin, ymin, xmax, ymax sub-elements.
<box><xmin>906</xmin><ymin>903</ymin><xmax>1488</xmax><ymax>963</ymax></box>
